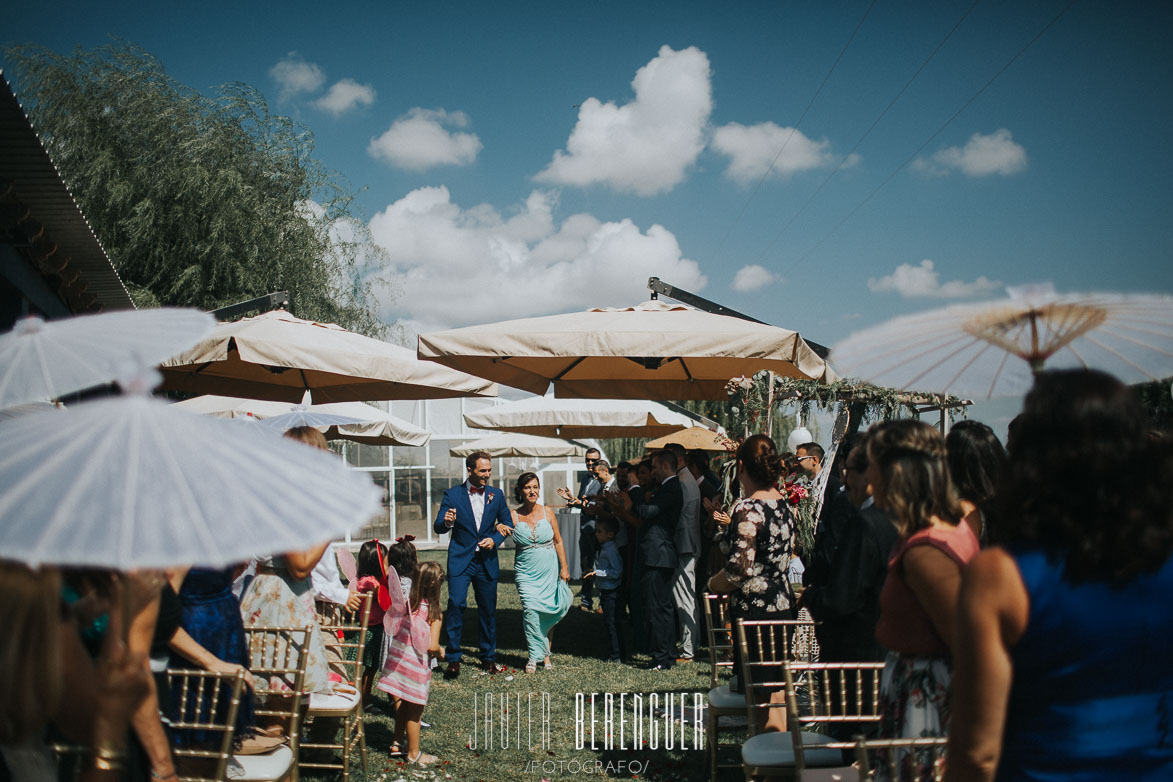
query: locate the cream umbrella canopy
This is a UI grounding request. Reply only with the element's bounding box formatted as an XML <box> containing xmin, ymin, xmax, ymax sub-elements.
<box><xmin>160</xmin><ymin>310</ymin><xmax>497</xmax><ymax>403</ymax></box>
<box><xmin>450</xmin><ymin>433</ymin><xmax>587</xmax><ymax>459</ymax></box>
<box><xmin>644</xmin><ymin>427</ymin><xmax>731</xmax><ymax>453</ymax></box>
<box><xmin>830</xmin><ymin>287</ymin><xmax>1173</xmax><ymax>399</ymax></box>
<box><xmin>418</xmin><ymin>300</ymin><xmax>836</xmax><ymax>400</ymax></box>
<box><xmin>172</xmin><ymin>394</ymin><xmax>430</xmax><ymax>447</ymax></box>
<box><xmin>463</xmin><ymin>396</ymin><xmax>697</xmax><ymax>439</ymax></box>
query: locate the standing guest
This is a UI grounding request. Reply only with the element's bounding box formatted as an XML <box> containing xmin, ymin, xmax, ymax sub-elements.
<box><xmin>563</xmin><ymin>448</ymin><xmax>604</xmax><ymax>612</ymax></box>
<box><xmin>945</xmin><ymin>370</ymin><xmax>1173</xmax><ymax>782</ymax></box>
<box><xmin>505</xmin><ymin>472</ymin><xmax>572</xmax><ymax>673</ymax></box>
<box><xmin>944</xmin><ymin>420</ymin><xmax>1007</xmax><ymax>544</ymax></box>
<box><xmin>687</xmin><ymin>450</ymin><xmax>722</xmax><ymax>615</ymax></box>
<box><xmin>348</xmin><ymin>540</ymin><xmax>391</xmax><ymax>710</ymax></box>
<box><xmin>665</xmin><ymin>443</ymin><xmax>701</xmax><ymax>662</ymax></box>
<box><xmin>433</xmin><ymin>451</ymin><xmax>513</xmax><ymax>678</ymax></box>
<box><xmin>611</xmin><ymin>450</ymin><xmax>682</xmax><ymax>670</ymax></box>
<box><xmin>868</xmin><ymin>420</ymin><xmax>977</xmax><ymax>779</ymax></box>
<box><xmin>584</xmin><ymin>516</ymin><xmax>625</xmax><ymax>662</ymax></box>
<box><xmin>801</xmin><ymin>436</ymin><xmax>899</xmax><ymax>663</ymax></box>
<box><xmin>705</xmin><ymin>434</ymin><xmax>796</xmax><ymax>731</ymax></box>
<box><xmin>614</xmin><ymin>461</ymin><xmax>634</xmax><ymax>491</ymax></box>
<box><xmin>378</xmin><ymin>559</ymin><xmax>445</xmax><ymax>767</ymax></box>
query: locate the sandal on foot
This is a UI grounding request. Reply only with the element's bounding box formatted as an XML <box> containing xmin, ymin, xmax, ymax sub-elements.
<box><xmin>525</xmin><ymin>662</ymin><xmax>537</xmax><ymax>674</ymax></box>
<box><xmin>407</xmin><ymin>751</ymin><xmax>437</xmax><ymax>766</ymax></box>
<box><xmin>543</xmin><ymin>658</ymin><xmax>553</xmax><ymax>670</ymax></box>
<box><xmin>389</xmin><ymin>741</ymin><xmax>404</xmax><ymax>757</ymax></box>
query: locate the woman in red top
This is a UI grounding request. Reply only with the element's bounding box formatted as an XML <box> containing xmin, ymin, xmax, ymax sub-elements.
<box><xmin>868</xmin><ymin>420</ymin><xmax>979</xmax><ymax>780</ymax></box>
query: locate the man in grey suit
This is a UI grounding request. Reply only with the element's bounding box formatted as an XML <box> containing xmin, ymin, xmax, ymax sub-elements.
<box><xmin>665</xmin><ymin>443</ymin><xmax>700</xmax><ymax>661</ymax></box>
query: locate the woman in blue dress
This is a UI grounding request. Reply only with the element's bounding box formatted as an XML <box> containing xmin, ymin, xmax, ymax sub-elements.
<box><xmin>504</xmin><ymin>472</ymin><xmax>573</xmax><ymax>673</ymax></box>
<box><xmin>945</xmin><ymin>369</ymin><xmax>1173</xmax><ymax>781</ymax></box>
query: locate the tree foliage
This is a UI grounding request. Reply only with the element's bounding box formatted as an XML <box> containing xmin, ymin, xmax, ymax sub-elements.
<box><xmin>4</xmin><ymin>42</ymin><xmax>394</xmax><ymax>337</ymax></box>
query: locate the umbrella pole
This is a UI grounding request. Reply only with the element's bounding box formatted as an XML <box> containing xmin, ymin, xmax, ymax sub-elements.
<box><xmin>766</xmin><ymin>372</ymin><xmax>775</xmax><ymax>438</ymax></box>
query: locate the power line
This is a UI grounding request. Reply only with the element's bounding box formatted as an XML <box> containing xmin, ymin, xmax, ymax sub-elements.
<box><xmin>759</xmin><ymin>0</ymin><xmax>983</xmax><ymax>264</ymax></box>
<box><xmin>782</xmin><ymin>0</ymin><xmax>1078</xmax><ymax>274</ymax></box>
<box><xmin>714</xmin><ymin>0</ymin><xmax>878</xmax><ymax>252</ymax></box>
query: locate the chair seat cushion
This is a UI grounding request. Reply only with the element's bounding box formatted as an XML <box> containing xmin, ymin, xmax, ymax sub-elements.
<box><xmin>741</xmin><ymin>730</ymin><xmax>844</xmax><ymax>769</ymax></box>
<box><xmin>799</xmin><ymin>766</ymin><xmax>860</xmax><ymax>782</ymax></box>
<box><xmin>707</xmin><ymin>684</ymin><xmax>746</xmax><ymax>711</ymax></box>
<box><xmin>309</xmin><ymin>686</ymin><xmax>361</xmax><ymax>712</ymax></box>
<box><xmin>230</xmin><ymin>745</ymin><xmax>293</xmax><ymax>780</ymax></box>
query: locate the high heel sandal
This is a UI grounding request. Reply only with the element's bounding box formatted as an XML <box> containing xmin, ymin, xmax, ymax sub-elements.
<box><xmin>407</xmin><ymin>750</ymin><xmax>437</xmax><ymax>766</ymax></box>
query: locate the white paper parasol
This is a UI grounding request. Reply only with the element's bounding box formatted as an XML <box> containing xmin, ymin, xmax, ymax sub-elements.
<box><xmin>449</xmin><ymin>433</ymin><xmax>587</xmax><ymax>458</ymax></box>
<box><xmin>0</xmin><ymin>308</ymin><xmax>214</xmax><ymax>409</ymax></box>
<box><xmin>831</xmin><ymin>287</ymin><xmax>1173</xmax><ymax>399</ymax></box>
<box><xmin>0</xmin><ymin>392</ymin><xmax>382</xmax><ymax>569</ymax></box>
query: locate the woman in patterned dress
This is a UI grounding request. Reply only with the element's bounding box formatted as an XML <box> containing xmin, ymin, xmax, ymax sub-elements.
<box><xmin>706</xmin><ymin>434</ymin><xmax>796</xmax><ymax>732</ymax></box>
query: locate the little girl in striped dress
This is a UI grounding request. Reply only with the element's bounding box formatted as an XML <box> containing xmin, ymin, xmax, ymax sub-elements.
<box><xmin>377</xmin><ymin>552</ymin><xmax>444</xmax><ymax>766</ymax></box>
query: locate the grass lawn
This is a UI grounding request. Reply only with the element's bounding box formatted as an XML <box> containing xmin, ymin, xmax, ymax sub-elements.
<box><xmin>309</xmin><ymin>549</ymin><xmax>738</xmax><ymax>781</ymax></box>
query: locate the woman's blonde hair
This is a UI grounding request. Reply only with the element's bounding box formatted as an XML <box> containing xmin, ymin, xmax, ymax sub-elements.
<box><xmin>867</xmin><ymin>419</ymin><xmax>961</xmax><ymax>537</ymax></box>
<box><xmin>283</xmin><ymin>426</ymin><xmax>328</xmax><ymax>450</ymax></box>
<box><xmin>0</xmin><ymin>563</ymin><xmax>63</xmax><ymax>743</ymax></box>
<box><xmin>411</xmin><ymin>561</ymin><xmax>444</xmax><ymax>624</ymax></box>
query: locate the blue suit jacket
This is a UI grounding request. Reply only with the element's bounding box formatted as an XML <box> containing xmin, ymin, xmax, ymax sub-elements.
<box><xmin>433</xmin><ymin>483</ymin><xmax>514</xmax><ymax>579</ymax></box>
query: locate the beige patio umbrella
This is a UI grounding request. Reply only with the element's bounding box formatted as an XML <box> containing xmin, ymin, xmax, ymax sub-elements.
<box><xmin>644</xmin><ymin>427</ymin><xmax>731</xmax><ymax>453</ymax></box>
<box><xmin>463</xmin><ymin>396</ymin><xmax>696</xmax><ymax>439</ymax></box>
<box><xmin>172</xmin><ymin>394</ymin><xmax>431</xmax><ymax>446</ymax></box>
<box><xmin>160</xmin><ymin>310</ymin><xmax>497</xmax><ymax>403</ymax></box>
<box><xmin>418</xmin><ymin>299</ymin><xmax>836</xmax><ymax>400</ymax></box>
<box><xmin>449</xmin><ymin>432</ymin><xmax>587</xmax><ymax>459</ymax></box>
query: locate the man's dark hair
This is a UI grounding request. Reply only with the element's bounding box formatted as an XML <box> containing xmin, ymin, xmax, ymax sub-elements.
<box><xmin>585</xmin><ymin>447</ymin><xmax>601</xmax><ymax>458</ymax></box>
<box><xmin>687</xmin><ymin>450</ymin><xmax>709</xmax><ymax>472</ymax></box>
<box><xmin>652</xmin><ymin>449</ymin><xmax>678</xmax><ymax>472</ymax></box>
<box><xmin>797</xmin><ymin>442</ymin><xmax>825</xmax><ymax>462</ymax></box>
<box><xmin>617</xmin><ymin>460</ymin><xmax>633</xmax><ymax>471</ymax></box>
<box><xmin>594</xmin><ymin>460</ymin><xmax>611</xmax><ymax>473</ymax></box>
<box><xmin>465</xmin><ymin>451</ymin><xmax>491</xmax><ymax>470</ymax></box>
<box><xmin>664</xmin><ymin>442</ymin><xmax>686</xmax><ymax>459</ymax></box>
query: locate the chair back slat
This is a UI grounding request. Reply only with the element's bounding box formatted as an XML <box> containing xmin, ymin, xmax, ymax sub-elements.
<box><xmin>782</xmin><ymin>660</ymin><xmax>885</xmax><ymax>771</ymax></box>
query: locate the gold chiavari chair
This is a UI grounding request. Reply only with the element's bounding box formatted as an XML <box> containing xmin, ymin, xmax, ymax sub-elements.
<box><xmin>702</xmin><ymin>592</ymin><xmax>744</xmax><ymax>782</ymax></box>
<box><xmin>241</xmin><ymin>625</ymin><xmax>311</xmax><ymax>782</ymax></box>
<box><xmin>300</xmin><ymin>592</ymin><xmax>373</xmax><ymax>782</ymax></box>
<box><xmin>737</xmin><ymin>618</ymin><xmax>878</xmax><ymax>780</ymax></box>
<box><xmin>167</xmin><ymin>668</ymin><xmax>246</xmax><ymax>781</ymax></box>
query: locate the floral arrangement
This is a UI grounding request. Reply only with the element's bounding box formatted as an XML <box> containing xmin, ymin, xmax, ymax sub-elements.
<box><xmin>781</xmin><ymin>478</ymin><xmax>817</xmax><ymax>555</ymax></box>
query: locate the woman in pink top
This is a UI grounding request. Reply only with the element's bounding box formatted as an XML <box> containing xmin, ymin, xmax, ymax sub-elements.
<box><xmin>868</xmin><ymin>420</ymin><xmax>978</xmax><ymax>780</ymax></box>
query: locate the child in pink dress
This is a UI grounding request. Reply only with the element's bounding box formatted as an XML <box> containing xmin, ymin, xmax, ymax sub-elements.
<box><xmin>377</xmin><ymin>550</ymin><xmax>444</xmax><ymax>766</ymax></box>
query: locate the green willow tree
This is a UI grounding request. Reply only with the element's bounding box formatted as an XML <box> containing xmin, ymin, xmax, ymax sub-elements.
<box><xmin>4</xmin><ymin>43</ymin><xmax>394</xmax><ymax>337</ymax></box>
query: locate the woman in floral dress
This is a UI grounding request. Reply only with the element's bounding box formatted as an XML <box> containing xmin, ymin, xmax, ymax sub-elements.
<box><xmin>706</xmin><ymin>434</ymin><xmax>796</xmax><ymax>731</ymax></box>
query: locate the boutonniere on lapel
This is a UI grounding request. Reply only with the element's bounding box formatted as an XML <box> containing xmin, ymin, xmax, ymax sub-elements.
<box><xmin>484</xmin><ymin>490</ymin><xmax>494</xmax><ymax>504</ymax></box>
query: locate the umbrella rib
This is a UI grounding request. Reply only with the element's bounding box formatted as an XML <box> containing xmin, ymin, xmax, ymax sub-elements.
<box><xmin>1071</xmin><ymin>334</ymin><xmax>1159</xmax><ymax>381</ymax></box>
<box><xmin>1092</xmin><ymin>324</ymin><xmax>1173</xmax><ymax>358</ymax></box>
<box><xmin>985</xmin><ymin>349</ymin><xmax>1015</xmax><ymax>400</ymax></box>
<box><xmin>936</xmin><ymin>340</ymin><xmax>999</xmax><ymax>396</ymax></box>
<box><xmin>841</xmin><ymin>331</ymin><xmax>976</xmax><ymax>374</ymax></box>
<box><xmin>679</xmin><ymin>358</ymin><xmax>695</xmax><ymax>382</ymax></box>
<box><xmin>894</xmin><ymin>337</ymin><xmax>985</xmax><ymax>389</ymax></box>
<box><xmin>552</xmin><ymin>356</ymin><xmax>587</xmax><ymax>382</ymax></box>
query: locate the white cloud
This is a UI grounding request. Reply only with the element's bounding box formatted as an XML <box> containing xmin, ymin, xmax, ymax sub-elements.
<box><xmin>535</xmin><ymin>45</ymin><xmax>712</xmax><ymax>196</ymax></box>
<box><xmin>730</xmin><ymin>264</ymin><xmax>779</xmax><ymax>292</ymax></box>
<box><xmin>868</xmin><ymin>259</ymin><xmax>1001</xmax><ymax>298</ymax></box>
<box><xmin>711</xmin><ymin>122</ymin><xmax>837</xmax><ymax>183</ymax></box>
<box><xmin>916</xmin><ymin>129</ymin><xmax>1027</xmax><ymax>177</ymax></box>
<box><xmin>314</xmin><ymin>78</ymin><xmax>376</xmax><ymax>115</ymax></box>
<box><xmin>368</xmin><ymin>187</ymin><xmax>707</xmax><ymax>327</ymax></box>
<box><xmin>368</xmin><ymin>108</ymin><xmax>483</xmax><ymax>171</ymax></box>
<box><xmin>269</xmin><ymin>53</ymin><xmax>325</xmax><ymax>101</ymax></box>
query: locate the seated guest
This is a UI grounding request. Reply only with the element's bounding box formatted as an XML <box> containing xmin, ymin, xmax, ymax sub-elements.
<box><xmin>945</xmin><ymin>370</ymin><xmax>1173</xmax><ymax>781</ymax></box>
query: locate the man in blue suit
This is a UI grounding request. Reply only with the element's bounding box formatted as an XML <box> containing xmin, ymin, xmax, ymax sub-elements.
<box><xmin>433</xmin><ymin>450</ymin><xmax>514</xmax><ymax>678</ymax></box>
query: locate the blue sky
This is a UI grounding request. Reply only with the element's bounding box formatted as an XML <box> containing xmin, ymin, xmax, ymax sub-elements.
<box><xmin>5</xmin><ymin>1</ymin><xmax>1171</xmax><ymax>373</ymax></box>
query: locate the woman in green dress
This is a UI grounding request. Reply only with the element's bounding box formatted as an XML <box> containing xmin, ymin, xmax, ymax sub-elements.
<box><xmin>507</xmin><ymin>472</ymin><xmax>573</xmax><ymax>673</ymax></box>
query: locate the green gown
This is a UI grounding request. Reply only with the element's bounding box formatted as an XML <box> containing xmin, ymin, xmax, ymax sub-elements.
<box><xmin>513</xmin><ymin>512</ymin><xmax>573</xmax><ymax>664</ymax></box>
